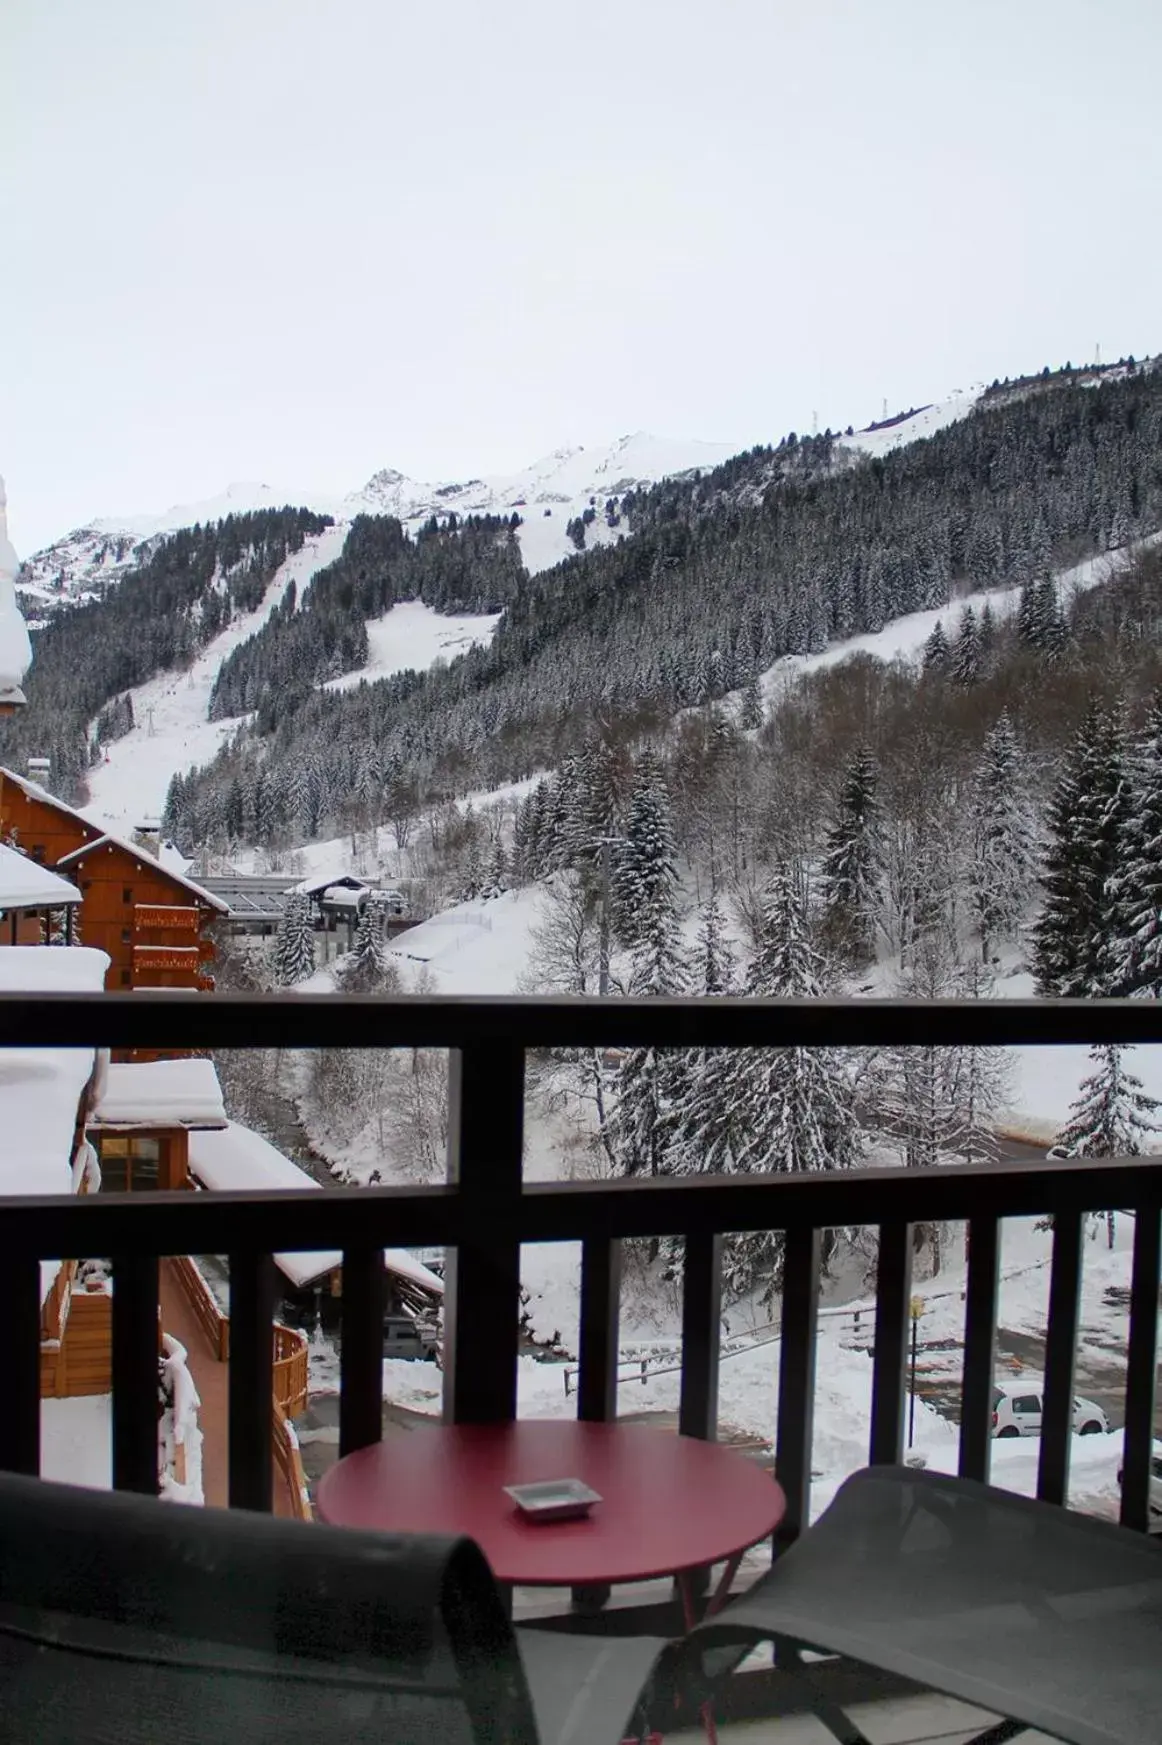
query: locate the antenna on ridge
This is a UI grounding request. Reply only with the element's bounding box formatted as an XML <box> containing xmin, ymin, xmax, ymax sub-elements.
<box><xmin>812</xmin><ymin>409</ymin><xmax>818</xmax><ymax>436</ymax></box>
<box><xmin>882</xmin><ymin>398</ymin><xmax>888</xmax><ymax>422</ymax></box>
<box><xmin>1095</xmin><ymin>342</ymin><xmax>1101</xmax><ymax>367</ymax></box>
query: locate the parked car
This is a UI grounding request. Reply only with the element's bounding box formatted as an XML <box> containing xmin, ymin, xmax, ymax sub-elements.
<box><xmin>383</xmin><ymin>1314</ymin><xmax>440</xmax><ymax>1363</ymax></box>
<box><xmin>1116</xmin><ymin>1452</ymin><xmax>1162</xmax><ymax>1532</ymax></box>
<box><xmin>991</xmin><ymin>1386</ymin><xmax>1108</xmax><ymax>1438</ymax></box>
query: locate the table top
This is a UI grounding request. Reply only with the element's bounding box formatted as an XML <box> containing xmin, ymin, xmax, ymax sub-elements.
<box><xmin>316</xmin><ymin>1419</ymin><xmax>785</xmax><ymax>1587</ymax></box>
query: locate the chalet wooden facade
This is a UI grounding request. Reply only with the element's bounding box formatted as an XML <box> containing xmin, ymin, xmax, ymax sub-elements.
<box><xmin>0</xmin><ymin>769</ymin><xmax>226</xmax><ymax>992</ymax></box>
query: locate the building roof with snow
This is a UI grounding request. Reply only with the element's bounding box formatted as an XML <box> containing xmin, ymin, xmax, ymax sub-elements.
<box><xmin>89</xmin><ymin>1058</ymin><xmax>228</xmax><ymax>1131</ymax></box>
<box><xmin>0</xmin><ymin>841</ymin><xmax>81</xmax><ymax>910</ymax></box>
<box><xmin>0</xmin><ymin>476</ymin><xmax>32</xmax><ymax>708</ymax></box>
<box><xmin>187</xmin><ymin>1121</ymin><xmax>444</xmax><ymax>1299</ymax></box>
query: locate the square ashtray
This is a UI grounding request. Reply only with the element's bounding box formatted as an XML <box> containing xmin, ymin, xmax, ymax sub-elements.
<box><xmin>503</xmin><ymin>1478</ymin><xmax>602</xmax><ymax>1522</ymax></box>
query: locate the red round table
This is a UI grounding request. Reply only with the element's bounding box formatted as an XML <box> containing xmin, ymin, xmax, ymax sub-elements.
<box><xmin>318</xmin><ymin>1422</ymin><xmax>784</xmax><ymax>1745</ymax></box>
<box><xmin>316</xmin><ymin>1419</ymin><xmax>784</xmax><ymax>1589</ymax></box>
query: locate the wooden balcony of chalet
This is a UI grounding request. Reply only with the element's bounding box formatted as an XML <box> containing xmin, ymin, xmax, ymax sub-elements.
<box><xmin>0</xmin><ymin>990</ymin><xmax>1159</xmax><ymax>1739</ymax></box>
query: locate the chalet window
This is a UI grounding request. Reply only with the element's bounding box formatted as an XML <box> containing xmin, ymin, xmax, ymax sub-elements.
<box><xmin>122</xmin><ymin>887</ymin><xmax>133</xmax><ymax>905</ymax></box>
<box><xmin>96</xmin><ymin>1135</ymin><xmax>160</xmax><ymax>1193</ymax></box>
<box><xmin>121</xmin><ymin>928</ymin><xmax>132</xmax><ymax>943</ymax></box>
<box><xmin>120</xmin><ymin>969</ymin><xmax>131</xmax><ymax>986</ymax></box>
<box><xmin>30</xmin><ymin>845</ymin><xmax>45</xmax><ymax>863</ymax></box>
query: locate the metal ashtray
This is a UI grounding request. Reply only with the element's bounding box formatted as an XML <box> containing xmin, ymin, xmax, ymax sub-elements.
<box><xmin>503</xmin><ymin>1478</ymin><xmax>602</xmax><ymax>1522</ymax></box>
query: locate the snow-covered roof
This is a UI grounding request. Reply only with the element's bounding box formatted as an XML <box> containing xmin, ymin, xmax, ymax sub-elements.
<box><xmin>0</xmin><ymin>950</ymin><xmax>110</xmax><ymax>1229</ymax></box>
<box><xmin>0</xmin><ymin>842</ymin><xmax>81</xmax><ymax>910</ymax></box>
<box><xmin>90</xmin><ymin>1058</ymin><xmax>227</xmax><ymax>1130</ymax></box>
<box><xmin>321</xmin><ymin>884</ymin><xmax>364</xmax><ymax>907</ymax></box>
<box><xmin>187</xmin><ymin>1120</ymin><xmax>444</xmax><ymax>1298</ymax></box>
<box><xmin>296</xmin><ymin>873</ymin><xmax>370</xmax><ymax>898</ymax></box>
<box><xmin>52</xmin><ymin>831</ymin><xmax>229</xmax><ymax>913</ymax></box>
<box><xmin>0</xmin><ymin>476</ymin><xmax>31</xmax><ymax>705</ymax></box>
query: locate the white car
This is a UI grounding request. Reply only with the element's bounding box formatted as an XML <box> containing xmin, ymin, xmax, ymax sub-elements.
<box><xmin>991</xmin><ymin>1386</ymin><xmax>1108</xmax><ymax>1438</ymax></box>
<box><xmin>1116</xmin><ymin>1453</ymin><xmax>1162</xmax><ymax>1533</ymax></box>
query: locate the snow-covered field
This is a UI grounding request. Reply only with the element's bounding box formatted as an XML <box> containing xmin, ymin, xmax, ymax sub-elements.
<box><xmin>322</xmin><ymin>600</ymin><xmax>501</xmax><ymax>694</ymax></box>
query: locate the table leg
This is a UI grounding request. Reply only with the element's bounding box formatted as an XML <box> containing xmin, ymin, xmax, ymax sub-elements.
<box><xmin>676</xmin><ymin>1553</ymin><xmax>743</xmax><ymax>1745</ymax></box>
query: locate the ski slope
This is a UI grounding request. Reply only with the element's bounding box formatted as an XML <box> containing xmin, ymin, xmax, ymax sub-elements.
<box><xmin>82</xmin><ymin>522</ymin><xmax>348</xmax><ymax>830</ymax></box>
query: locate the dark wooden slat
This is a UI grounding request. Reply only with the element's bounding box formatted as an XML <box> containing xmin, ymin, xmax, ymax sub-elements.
<box><xmin>679</xmin><ymin>1230</ymin><xmax>722</xmax><ymax>1442</ymax></box>
<box><xmin>229</xmin><ymin>1251</ymin><xmax>275</xmax><ymax>1511</ymax></box>
<box><xmin>10</xmin><ymin>990</ymin><xmax>1162</xmax><ymax>1053</ymax></box>
<box><xmin>6</xmin><ymin>1154</ymin><xmax>1162</xmax><ymax>1258</ymax></box>
<box><xmin>4</xmin><ymin>1254</ymin><xmax>40</xmax><ymax>1477</ymax></box>
<box><xmin>340</xmin><ymin>1243</ymin><xmax>385</xmax><ymax>1458</ymax></box>
<box><xmin>577</xmin><ymin>1238</ymin><xmax>621</xmax><ymax>1422</ymax></box>
<box><xmin>1120</xmin><ymin>1206</ymin><xmax>1161</xmax><ymax>1531</ymax></box>
<box><xmin>869</xmin><ymin>1221</ymin><xmax>913</xmax><ymax>1466</ymax></box>
<box><xmin>959</xmin><ymin>1215</ymin><xmax>1000</xmax><ymax>1484</ymax></box>
<box><xmin>775</xmin><ymin>1226</ymin><xmax>821</xmax><ymax>1549</ymax></box>
<box><xmin>112</xmin><ymin>1253</ymin><xmax>159</xmax><ymax>1495</ymax></box>
<box><xmin>1038</xmin><ymin>1209</ymin><xmax>1083</xmax><ymax>1506</ymax></box>
<box><xmin>442</xmin><ymin>1044</ymin><xmax>524</xmax><ymax>1425</ymax></box>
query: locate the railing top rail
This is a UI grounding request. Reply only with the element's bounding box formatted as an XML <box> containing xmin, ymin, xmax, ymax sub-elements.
<box><xmin>3</xmin><ymin>991</ymin><xmax>1162</xmax><ymax>1050</ymax></box>
<box><xmin>0</xmin><ymin>1155</ymin><xmax>1159</xmax><ymax>1257</ymax></box>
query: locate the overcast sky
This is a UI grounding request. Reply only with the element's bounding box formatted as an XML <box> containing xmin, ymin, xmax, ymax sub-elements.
<box><xmin>4</xmin><ymin>0</ymin><xmax>1160</xmax><ymax>551</ymax></box>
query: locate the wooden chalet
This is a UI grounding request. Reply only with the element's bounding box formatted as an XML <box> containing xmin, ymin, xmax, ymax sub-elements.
<box><xmin>0</xmin><ymin>768</ymin><xmax>227</xmax><ymax>992</ymax></box>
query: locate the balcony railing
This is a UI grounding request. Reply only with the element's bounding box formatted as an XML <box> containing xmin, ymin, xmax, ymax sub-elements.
<box><xmin>1</xmin><ymin>992</ymin><xmax>1159</xmax><ymax>1550</ymax></box>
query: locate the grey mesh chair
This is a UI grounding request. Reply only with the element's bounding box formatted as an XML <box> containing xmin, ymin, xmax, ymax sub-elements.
<box><xmin>0</xmin><ymin>1473</ymin><xmax>672</xmax><ymax>1745</ymax></box>
<box><xmin>682</xmin><ymin>1464</ymin><xmax>1162</xmax><ymax>1745</ymax></box>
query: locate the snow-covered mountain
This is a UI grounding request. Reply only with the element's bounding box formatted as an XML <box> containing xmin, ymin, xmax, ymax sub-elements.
<box><xmin>18</xmin><ymin>432</ymin><xmax>740</xmax><ymax>605</ymax></box>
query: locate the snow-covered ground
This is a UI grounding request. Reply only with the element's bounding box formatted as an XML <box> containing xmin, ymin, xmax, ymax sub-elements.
<box><xmin>321</xmin><ymin>600</ymin><xmax>501</xmax><ymax>694</ymax></box>
<box><xmin>838</xmin><ymin>387</ymin><xmax>984</xmax><ymax>458</ymax></box>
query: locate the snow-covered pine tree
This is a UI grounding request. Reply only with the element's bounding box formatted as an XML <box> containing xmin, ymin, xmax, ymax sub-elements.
<box><xmin>1054</xmin><ymin>1045</ymin><xmax>1159</xmax><ymax>1245</ymax></box>
<box><xmin>343</xmin><ymin>894</ymin><xmax>390</xmax><ymax>989</ymax></box>
<box><xmin>819</xmin><ymin>745</ymin><xmax>881</xmax><ymax>969</ymax></box>
<box><xmin>1103</xmin><ymin>699</ymin><xmax>1162</xmax><ymax>996</ymax></box>
<box><xmin>738</xmin><ymin>671</ymin><xmax>764</xmax><ymax>731</ymax></box>
<box><xmin>722</xmin><ymin>866</ymin><xmax>860</xmax><ymax>1300</ymax></box>
<box><xmin>273</xmin><ymin>891</ymin><xmax>315</xmax><ymax>986</ymax></box>
<box><xmin>950</xmin><ymin>606</ymin><xmax>981</xmax><ymax>685</ymax></box>
<box><xmin>922</xmin><ymin>620</ymin><xmax>950</xmax><ymax>675</ymax></box>
<box><xmin>613</xmin><ymin>750</ymin><xmax>678</xmax><ymax>949</ymax></box>
<box><xmin>969</xmin><ymin>711</ymin><xmax>1036</xmax><ymax>961</ymax></box>
<box><xmin>1031</xmin><ymin>702</ymin><xmax>1130</xmax><ymax>997</ymax></box>
<box><xmin>607</xmin><ymin>779</ymin><xmax>688</xmax><ymax>1193</ymax></box>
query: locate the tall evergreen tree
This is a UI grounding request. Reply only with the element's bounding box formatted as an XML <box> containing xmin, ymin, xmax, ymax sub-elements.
<box><xmin>722</xmin><ymin>868</ymin><xmax>861</xmax><ymax>1300</ymax></box>
<box><xmin>342</xmin><ymin>894</ymin><xmax>390</xmax><ymax>989</ymax></box>
<box><xmin>950</xmin><ymin>605</ymin><xmax>981</xmax><ymax>685</ymax></box>
<box><xmin>969</xmin><ymin>711</ymin><xmax>1036</xmax><ymax>961</ymax></box>
<box><xmin>1054</xmin><ymin>1045</ymin><xmax>1159</xmax><ymax>1246</ymax></box>
<box><xmin>820</xmin><ymin>745</ymin><xmax>881</xmax><ymax>969</ymax></box>
<box><xmin>613</xmin><ymin>751</ymin><xmax>678</xmax><ymax>949</ymax></box>
<box><xmin>1103</xmin><ymin>699</ymin><xmax>1162</xmax><ymax>996</ymax></box>
<box><xmin>1031</xmin><ymin>703</ymin><xmax>1130</xmax><ymax>997</ymax></box>
<box><xmin>273</xmin><ymin>891</ymin><xmax>315</xmax><ymax>986</ymax></box>
<box><xmin>922</xmin><ymin>620</ymin><xmax>950</xmax><ymax>675</ymax></box>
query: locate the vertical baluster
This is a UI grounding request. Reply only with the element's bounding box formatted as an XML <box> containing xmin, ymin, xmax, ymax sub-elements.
<box><xmin>959</xmin><ymin>1216</ymin><xmax>999</xmax><ymax>1484</ymax></box>
<box><xmin>5</xmin><ymin>1253</ymin><xmax>41</xmax><ymax>1477</ymax></box>
<box><xmin>577</xmin><ymin>1238</ymin><xmax>621</xmax><ymax>1423</ymax></box>
<box><xmin>229</xmin><ymin>1251</ymin><xmax>275</xmax><ymax>1511</ymax></box>
<box><xmin>1038</xmin><ymin>1209</ymin><xmax>1082</xmax><ymax>1506</ymax></box>
<box><xmin>679</xmin><ymin>1230</ymin><xmax>722</xmax><ymax>1442</ymax></box>
<box><xmin>775</xmin><ymin>1226</ymin><xmax>821</xmax><ymax>1550</ymax></box>
<box><xmin>1121</xmin><ymin>1206</ymin><xmax>1161</xmax><ymax>1531</ymax></box>
<box><xmin>443</xmin><ymin>1044</ymin><xmax>524</xmax><ymax>1425</ymax></box>
<box><xmin>869</xmin><ymin>1220</ymin><xmax>913</xmax><ymax>1466</ymax></box>
<box><xmin>340</xmin><ymin>1243</ymin><xmax>386</xmax><ymax>1457</ymax></box>
<box><xmin>112</xmin><ymin>1254</ymin><xmax>160</xmax><ymax>1495</ymax></box>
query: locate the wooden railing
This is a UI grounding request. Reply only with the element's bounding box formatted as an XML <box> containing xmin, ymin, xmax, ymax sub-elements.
<box><xmin>0</xmin><ymin>990</ymin><xmax>1159</xmax><ymax>1543</ymax></box>
<box><xmin>170</xmin><ymin>1254</ymin><xmax>229</xmax><ymax>1361</ymax></box>
<box><xmin>272</xmin><ymin>1322</ymin><xmax>308</xmax><ymax>1418</ymax></box>
<box><xmin>272</xmin><ymin>1402</ymin><xmax>312</xmax><ymax>1521</ymax></box>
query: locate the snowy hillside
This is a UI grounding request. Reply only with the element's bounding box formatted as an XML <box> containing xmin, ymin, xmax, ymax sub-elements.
<box><xmin>839</xmin><ymin>386</ymin><xmax>984</xmax><ymax>457</ymax></box>
<box><xmin>18</xmin><ymin>432</ymin><xmax>738</xmax><ymax>603</ymax></box>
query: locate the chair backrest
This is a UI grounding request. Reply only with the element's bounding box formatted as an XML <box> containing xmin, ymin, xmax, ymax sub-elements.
<box><xmin>0</xmin><ymin>1473</ymin><xmax>538</xmax><ymax>1744</ymax></box>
